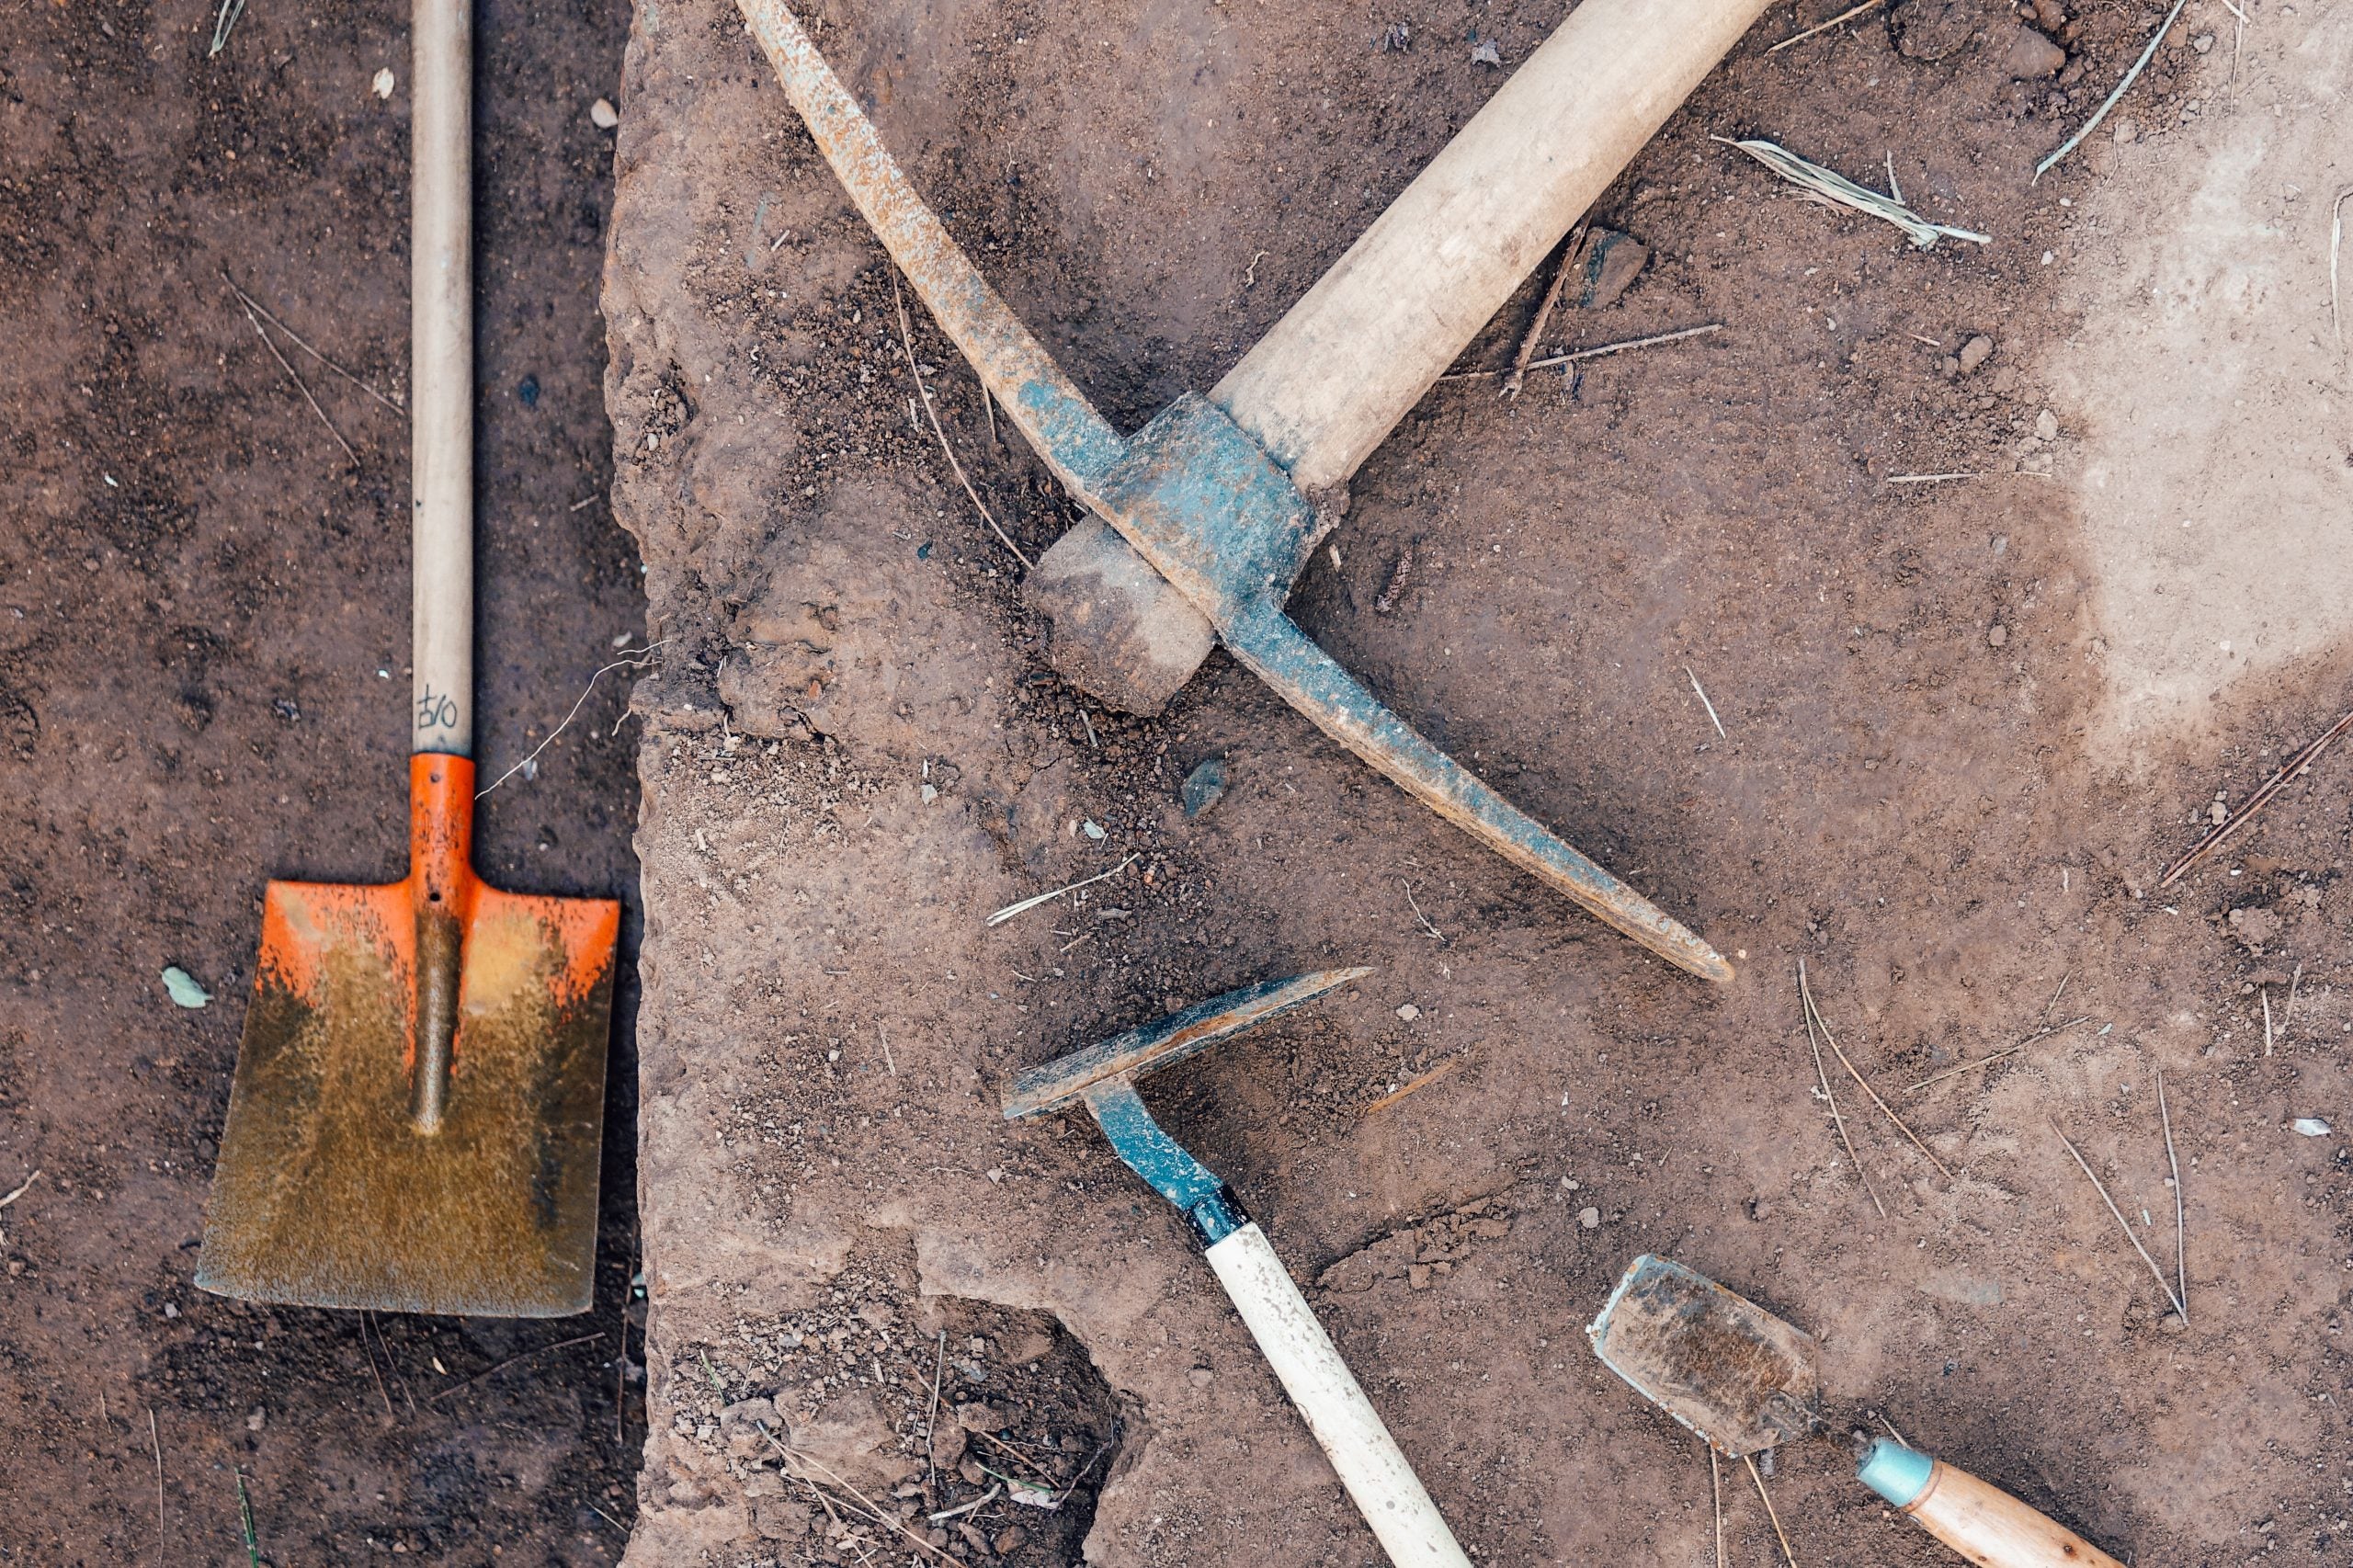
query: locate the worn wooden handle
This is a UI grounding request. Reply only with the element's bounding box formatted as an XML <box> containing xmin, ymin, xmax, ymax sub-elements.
<box><xmin>1211</xmin><ymin>0</ymin><xmax>1773</xmax><ymax>494</ymax></box>
<box><xmin>412</xmin><ymin>0</ymin><xmax>473</xmax><ymax>756</ymax></box>
<box><xmin>1204</xmin><ymin>1224</ymin><xmax>1473</xmax><ymax>1568</ymax></box>
<box><xmin>1861</xmin><ymin>1441</ymin><xmax>2125</xmax><ymax>1568</ymax></box>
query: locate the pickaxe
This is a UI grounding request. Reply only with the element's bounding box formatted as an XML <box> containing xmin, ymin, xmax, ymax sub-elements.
<box><xmin>735</xmin><ymin>0</ymin><xmax>1767</xmax><ymax>983</ymax></box>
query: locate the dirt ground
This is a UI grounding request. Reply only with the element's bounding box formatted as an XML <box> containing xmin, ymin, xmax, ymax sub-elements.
<box><xmin>604</xmin><ymin>0</ymin><xmax>2352</xmax><ymax>1564</ymax></box>
<box><xmin>0</xmin><ymin>0</ymin><xmax>647</xmax><ymax>1561</ymax></box>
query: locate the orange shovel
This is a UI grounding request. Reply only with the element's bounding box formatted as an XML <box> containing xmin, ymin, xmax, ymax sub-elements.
<box><xmin>195</xmin><ymin>0</ymin><xmax>620</xmax><ymax>1316</ymax></box>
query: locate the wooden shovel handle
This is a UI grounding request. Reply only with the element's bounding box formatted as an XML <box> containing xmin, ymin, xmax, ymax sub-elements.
<box><xmin>412</xmin><ymin>0</ymin><xmax>473</xmax><ymax>756</ymax></box>
<box><xmin>1861</xmin><ymin>1441</ymin><xmax>2125</xmax><ymax>1568</ymax></box>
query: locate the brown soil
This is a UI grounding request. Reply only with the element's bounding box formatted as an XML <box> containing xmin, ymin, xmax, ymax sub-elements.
<box><xmin>607</xmin><ymin>1</ymin><xmax>2352</xmax><ymax>1565</ymax></box>
<box><xmin>0</xmin><ymin>0</ymin><xmax>645</xmax><ymax>1562</ymax></box>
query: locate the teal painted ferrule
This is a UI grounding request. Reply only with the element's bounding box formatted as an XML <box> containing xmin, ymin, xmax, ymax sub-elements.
<box><xmin>1857</xmin><ymin>1438</ymin><xmax>1936</xmax><ymax>1508</ymax></box>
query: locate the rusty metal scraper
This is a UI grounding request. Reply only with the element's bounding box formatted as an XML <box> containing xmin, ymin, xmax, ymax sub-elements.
<box><xmin>1588</xmin><ymin>1256</ymin><xmax>2128</xmax><ymax>1568</ymax></box>
<box><xmin>734</xmin><ymin>0</ymin><xmax>1742</xmax><ymax>985</ymax></box>
<box><xmin>1006</xmin><ymin>972</ymin><xmax>1472</xmax><ymax>1568</ymax></box>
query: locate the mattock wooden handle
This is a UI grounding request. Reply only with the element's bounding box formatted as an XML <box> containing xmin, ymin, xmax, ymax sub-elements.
<box><xmin>1860</xmin><ymin>1440</ymin><xmax>2129</xmax><ymax>1568</ymax></box>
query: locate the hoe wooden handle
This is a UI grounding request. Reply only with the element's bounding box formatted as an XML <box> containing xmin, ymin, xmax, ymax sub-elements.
<box><xmin>1204</xmin><ymin>1224</ymin><xmax>1473</xmax><ymax>1568</ymax></box>
<box><xmin>1212</xmin><ymin>0</ymin><xmax>1774</xmax><ymax>494</ymax></box>
<box><xmin>1860</xmin><ymin>1441</ymin><xmax>2126</xmax><ymax>1568</ymax></box>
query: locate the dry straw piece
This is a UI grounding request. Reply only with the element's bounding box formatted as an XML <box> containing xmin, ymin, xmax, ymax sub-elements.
<box><xmin>1717</xmin><ymin>137</ymin><xmax>1989</xmax><ymax>249</ymax></box>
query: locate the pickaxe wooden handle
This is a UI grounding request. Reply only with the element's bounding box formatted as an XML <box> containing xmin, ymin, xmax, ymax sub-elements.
<box><xmin>1028</xmin><ymin>0</ymin><xmax>1774</xmax><ymax>714</ymax></box>
<box><xmin>736</xmin><ymin>0</ymin><xmax>1740</xmax><ymax>983</ymax></box>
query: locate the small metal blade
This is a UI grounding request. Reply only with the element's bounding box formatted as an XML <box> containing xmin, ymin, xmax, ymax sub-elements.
<box><xmin>1586</xmin><ymin>1255</ymin><xmax>1822</xmax><ymax>1456</ymax></box>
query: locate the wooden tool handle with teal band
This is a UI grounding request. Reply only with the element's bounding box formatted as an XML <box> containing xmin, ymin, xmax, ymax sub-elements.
<box><xmin>1859</xmin><ymin>1439</ymin><xmax>2125</xmax><ymax>1568</ymax></box>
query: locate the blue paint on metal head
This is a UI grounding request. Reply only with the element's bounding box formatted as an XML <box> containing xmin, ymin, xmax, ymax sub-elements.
<box><xmin>1091</xmin><ymin>393</ymin><xmax>1324</xmax><ymax>627</ymax></box>
<box><xmin>1081</xmin><ymin>1079</ymin><xmax>1248</xmax><ymax>1246</ymax></box>
<box><xmin>1857</xmin><ymin>1438</ymin><xmax>1937</xmax><ymax>1508</ymax></box>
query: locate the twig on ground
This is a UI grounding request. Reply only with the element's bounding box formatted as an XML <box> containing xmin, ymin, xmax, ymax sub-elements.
<box><xmin>928</xmin><ymin>1483</ymin><xmax>1000</xmax><ymax>1524</ymax></box>
<box><xmin>1767</xmin><ymin>0</ymin><xmax>1884</xmax><ymax>52</ymax></box>
<box><xmin>427</xmin><ymin>1333</ymin><xmax>604</xmax><ymax>1403</ymax></box>
<box><xmin>2218</xmin><ymin>0</ymin><xmax>2246</xmax><ymax>79</ymax></box>
<box><xmin>1363</xmin><ymin>1060</ymin><xmax>1461</xmax><ymax>1116</ymax></box>
<box><xmin>1710</xmin><ymin>1445</ymin><xmax>1727</xmax><ymax>1568</ymax></box>
<box><xmin>985</xmin><ymin>854</ymin><xmax>1136</xmax><ymax>927</ymax></box>
<box><xmin>1883</xmin><ymin>472</ymin><xmax>1978</xmax><ymax>485</ymax></box>
<box><xmin>478</xmin><ymin>641</ymin><xmax>669</xmax><ymax>796</ymax></box>
<box><xmin>1744</xmin><ymin>1452</ymin><xmax>1798</xmax><ymax>1568</ymax></box>
<box><xmin>2052</xmin><ymin>1120</ymin><xmax>2188</xmax><ymax>1323</ymax></box>
<box><xmin>1718</xmin><ymin>137</ymin><xmax>1988</xmax><ymax>248</ymax></box>
<box><xmin>1874</xmin><ymin>1410</ymin><xmax>1912</xmax><ymax>1447</ymax></box>
<box><xmin>221</xmin><ymin>272</ymin><xmax>403</xmax><ymax>412</ymax></box>
<box><xmin>1403</xmin><ymin>881</ymin><xmax>1448</xmax><ymax>944</ymax></box>
<box><xmin>2283</xmin><ymin>963</ymin><xmax>2303</xmax><ymax>1044</ymax></box>
<box><xmin>0</xmin><ymin>1169</ymin><xmax>40</xmax><ymax>1209</ymax></box>
<box><xmin>357</xmin><ymin>1313</ymin><xmax>394</xmax><ymax>1418</ymax></box>
<box><xmin>2263</xmin><ymin>985</ymin><xmax>2275</xmax><ymax>1056</ymax></box>
<box><xmin>149</xmin><ymin>1408</ymin><xmax>166</xmax><ymax>1553</ymax></box>
<box><xmin>1686</xmin><ymin>665</ymin><xmax>1726</xmax><ymax>739</ymax></box>
<box><xmin>892</xmin><ymin>274</ymin><xmax>1032</xmax><ymax>570</ymax></box>
<box><xmin>1800</xmin><ymin>961</ymin><xmax>1884</xmax><ymax>1217</ymax></box>
<box><xmin>1801</xmin><ymin>961</ymin><xmax>1953</xmax><ymax>1180</ymax></box>
<box><xmin>2333</xmin><ymin>188</ymin><xmax>2352</xmax><ymax>362</ymax></box>
<box><xmin>1439</xmin><ymin>324</ymin><xmax>1722</xmax><ymax>381</ymax></box>
<box><xmin>2159</xmin><ymin>709</ymin><xmax>2353</xmax><ymax>886</ymax></box>
<box><xmin>877</xmin><ymin>1022</ymin><xmax>896</xmax><ymax>1077</ymax></box>
<box><xmin>2157</xmin><ymin>1069</ymin><xmax>2188</xmax><ymax>1322</ymax></box>
<box><xmin>1078</xmin><ymin>709</ymin><xmax>1099</xmax><ymax>750</ymax></box>
<box><xmin>1504</xmin><ymin>225</ymin><xmax>1580</xmax><ymax>400</ymax></box>
<box><xmin>2044</xmin><ymin>968</ymin><xmax>2072</xmax><ymax>1020</ymax></box>
<box><xmin>586</xmin><ymin>1502</ymin><xmax>628</xmax><ymax>1534</ymax></box>
<box><xmin>759</xmin><ymin>1422</ymin><xmax>955</xmax><ymax>1564</ymax></box>
<box><xmin>2036</xmin><ymin>0</ymin><xmax>2190</xmax><ymax>181</ymax></box>
<box><xmin>235</xmin><ymin>1471</ymin><xmax>262</xmax><ymax>1568</ymax></box>
<box><xmin>234</xmin><ymin>296</ymin><xmax>357</xmax><ymax>462</ymax></box>
<box><xmin>1906</xmin><ymin>1016</ymin><xmax>2090</xmax><ymax>1093</ymax></box>
<box><xmin>922</xmin><ymin>1329</ymin><xmax>948</xmax><ymax>1484</ymax></box>
<box><xmin>367</xmin><ymin>1311</ymin><xmax>415</xmax><ymax>1415</ymax></box>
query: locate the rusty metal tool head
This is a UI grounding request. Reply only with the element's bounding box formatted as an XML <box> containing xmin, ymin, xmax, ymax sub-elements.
<box><xmin>1006</xmin><ymin>971</ymin><xmax>1478</xmax><ymax>1568</ymax></box>
<box><xmin>1586</xmin><ymin>1254</ymin><xmax>1824</xmax><ymax>1455</ymax></box>
<box><xmin>735</xmin><ymin>0</ymin><xmax>1737</xmax><ymax>986</ymax></box>
<box><xmin>197</xmin><ymin>0</ymin><xmax>620</xmax><ymax>1316</ymax></box>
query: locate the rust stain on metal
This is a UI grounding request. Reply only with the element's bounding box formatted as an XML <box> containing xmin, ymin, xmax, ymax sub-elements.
<box><xmin>1588</xmin><ymin>1255</ymin><xmax>1822</xmax><ymax>1456</ymax></box>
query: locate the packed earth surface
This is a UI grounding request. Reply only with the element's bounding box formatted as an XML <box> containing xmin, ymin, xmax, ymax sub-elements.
<box><xmin>1</xmin><ymin>0</ymin><xmax>647</xmax><ymax>1560</ymax></box>
<box><xmin>8</xmin><ymin>0</ymin><xmax>2353</xmax><ymax>1565</ymax></box>
<box><xmin>605</xmin><ymin>0</ymin><xmax>2353</xmax><ymax>1562</ymax></box>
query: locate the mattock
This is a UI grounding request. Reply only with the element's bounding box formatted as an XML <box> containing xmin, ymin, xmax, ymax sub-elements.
<box><xmin>1003</xmin><ymin>971</ymin><xmax>1472</xmax><ymax>1568</ymax></box>
<box><xmin>735</xmin><ymin>0</ymin><xmax>1767</xmax><ymax>984</ymax></box>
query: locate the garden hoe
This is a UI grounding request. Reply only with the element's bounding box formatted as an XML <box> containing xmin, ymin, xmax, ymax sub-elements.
<box><xmin>196</xmin><ymin>0</ymin><xmax>620</xmax><ymax>1316</ymax></box>
<box><xmin>736</xmin><ymin>0</ymin><xmax>1771</xmax><ymax>986</ymax></box>
<box><xmin>1006</xmin><ymin>971</ymin><xmax>1472</xmax><ymax>1568</ymax></box>
<box><xmin>1587</xmin><ymin>1256</ymin><xmax>2127</xmax><ymax>1568</ymax></box>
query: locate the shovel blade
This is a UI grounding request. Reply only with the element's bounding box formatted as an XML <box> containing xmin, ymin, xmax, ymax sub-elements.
<box><xmin>1586</xmin><ymin>1255</ymin><xmax>1822</xmax><ymax>1456</ymax></box>
<box><xmin>199</xmin><ymin>757</ymin><xmax>619</xmax><ymax>1316</ymax></box>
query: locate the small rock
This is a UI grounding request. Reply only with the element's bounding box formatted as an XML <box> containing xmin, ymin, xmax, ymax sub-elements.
<box><xmin>161</xmin><ymin>966</ymin><xmax>211</xmax><ymax>1009</ymax></box>
<box><xmin>2290</xmin><ymin>1117</ymin><xmax>2332</xmax><ymax>1138</ymax></box>
<box><xmin>2191</xmin><ymin>31</ymin><xmax>2214</xmax><ymax>52</ymax></box>
<box><xmin>1470</xmin><ymin>37</ymin><xmax>1503</xmax><ymax>65</ymax></box>
<box><xmin>1408</xmin><ymin>1263</ymin><xmax>1432</xmax><ymax>1290</ymax></box>
<box><xmin>246</xmin><ymin>1407</ymin><xmax>267</xmax><ymax>1432</ymax></box>
<box><xmin>590</xmin><ymin>97</ymin><xmax>620</xmax><ymax>130</ymax></box>
<box><xmin>1187</xmin><ymin>1367</ymin><xmax>1214</xmax><ymax>1388</ymax></box>
<box><xmin>1579</xmin><ymin>1206</ymin><xmax>1601</xmax><ymax>1229</ymax></box>
<box><xmin>2110</xmin><ymin>115</ymin><xmax>2141</xmax><ymax>143</ymax></box>
<box><xmin>929</xmin><ymin>1423</ymin><xmax>969</xmax><ymax>1468</ymax></box>
<box><xmin>2035</xmin><ymin>408</ymin><xmax>2060</xmax><ymax>441</ymax></box>
<box><xmin>2005</xmin><ymin>24</ymin><xmax>2067</xmax><ymax>78</ymax></box>
<box><xmin>2029</xmin><ymin>0</ymin><xmax>2066</xmax><ymax>28</ymax></box>
<box><xmin>1395</xmin><ymin>1003</ymin><xmax>1421</xmax><ymax>1022</ymax></box>
<box><xmin>1956</xmin><ymin>334</ymin><xmax>1995</xmax><ymax>374</ymax></box>
<box><xmin>2159</xmin><ymin>1312</ymin><xmax>2188</xmax><ymax>1334</ymax></box>
<box><xmin>1987</xmin><ymin>623</ymin><xmax>2008</xmax><ymax>648</ymax></box>
<box><xmin>1180</xmin><ymin>757</ymin><xmax>1229</xmax><ymax>818</ymax></box>
<box><xmin>993</xmin><ymin>1525</ymin><xmax>1030</xmax><ymax>1554</ymax></box>
<box><xmin>1888</xmin><ymin>0</ymin><xmax>1976</xmax><ymax>61</ymax></box>
<box><xmin>371</xmin><ymin>67</ymin><xmax>395</xmax><ymax>99</ymax></box>
<box><xmin>1573</xmin><ymin>229</ymin><xmax>1649</xmax><ymax>311</ymax></box>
